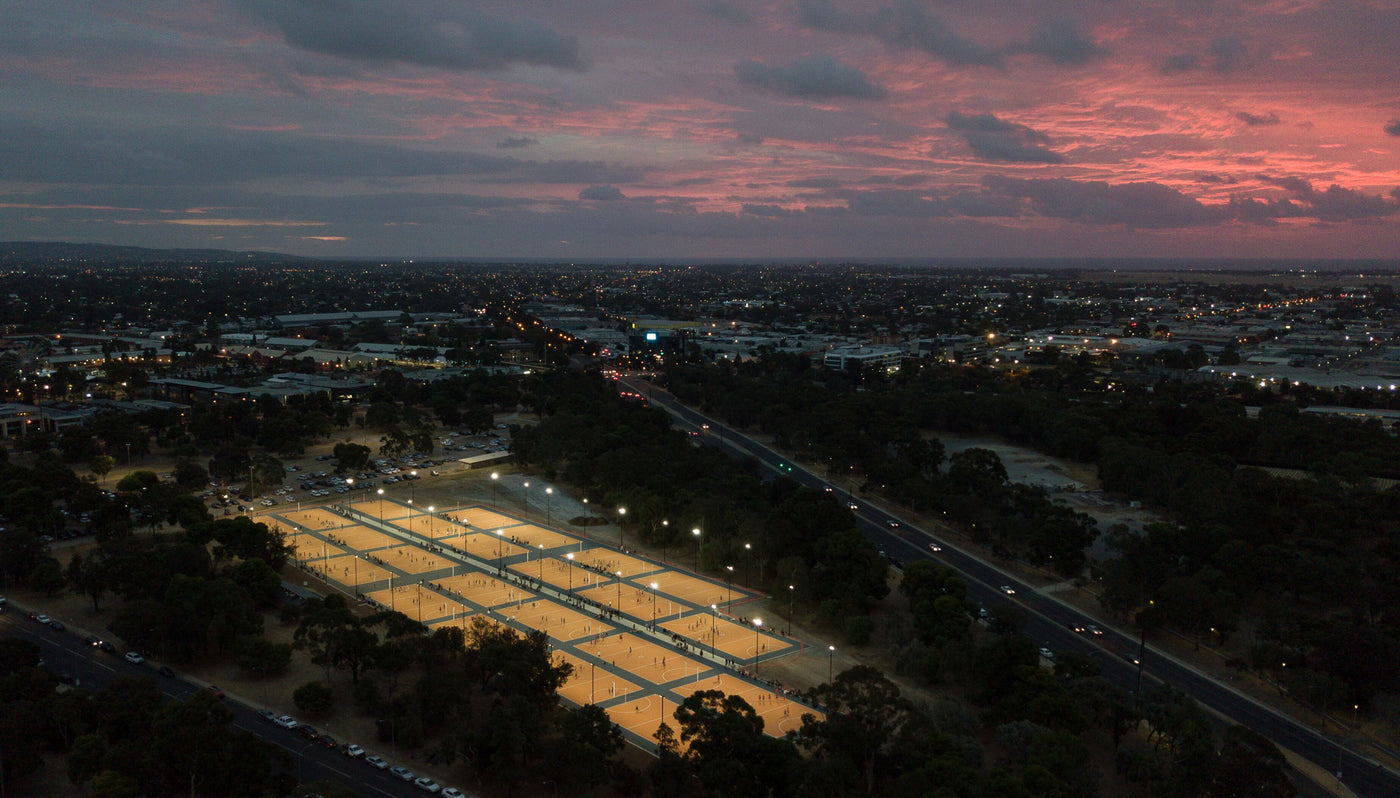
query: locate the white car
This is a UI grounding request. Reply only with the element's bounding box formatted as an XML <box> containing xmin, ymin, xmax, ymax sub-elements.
<box><xmin>273</xmin><ymin>715</ymin><xmax>298</xmax><ymax>730</ymax></box>
<box><xmin>124</xmin><ymin>651</ymin><xmax>145</xmax><ymax>664</ymax></box>
<box><xmin>1038</xmin><ymin>647</ymin><xmax>1056</xmax><ymax>660</ymax></box>
<box><xmin>343</xmin><ymin>743</ymin><xmax>365</xmax><ymax>758</ymax></box>
<box><xmin>928</xmin><ymin>543</ymin><xmax>942</xmax><ymax>552</ymax></box>
<box><xmin>441</xmin><ymin>789</ymin><xmax>465</xmax><ymax>798</ymax></box>
<box><xmin>390</xmin><ymin>765</ymin><xmax>415</xmax><ymax>781</ymax></box>
<box><xmin>365</xmin><ymin>755</ymin><xmax>389</xmax><ymax>770</ymax></box>
<box><xmin>414</xmin><ymin>777</ymin><xmax>442</xmax><ymax>793</ymax></box>
<box><xmin>1000</xmin><ymin>585</ymin><xmax>1016</xmax><ymax>595</ymax></box>
<box><xmin>36</xmin><ymin>614</ymin><xmax>51</xmax><ymax>625</ymax></box>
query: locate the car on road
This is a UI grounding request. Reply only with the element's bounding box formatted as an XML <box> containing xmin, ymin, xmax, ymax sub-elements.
<box><xmin>299</xmin><ymin>725</ymin><xmax>321</xmax><ymax>742</ymax></box>
<box><xmin>1086</xmin><ymin>624</ymin><xmax>1103</xmax><ymax>636</ymax></box>
<box><xmin>343</xmin><ymin>743</ymin><xmax>365</xmax><ymax>759</ymax></box>
<box><xmin>273</xmin><ymin>715</ymin><xmax>298</xmax><ymax>730</ymax></box>
<box><xmin>35</xmin><ymin>614</ymin><xmax>51</xmax><ymax>625</ymax></box>
<box><xmin>999</xmin><ymin>585</ymin><xmax>1016</xmax><ymax>595</ymax></box>
<box><xmin>258</xmin><ymin>709</ymin><xmax>278</xmax><ymax>723</ymax></box>
<box><xmin>928</xmin><ymin>543</ymin><xmax>942</xmax><ymax>552</ymax></box>
<box><xmin>390</xmin><ymin>765</ymin><xmax>415</xmax><ymax>781</ymax></box>
<box><xmin>124</xmin><ymin>651</ymin><xmax>145</xmax><ymax>664</ymax></box>
<box><xmin>888</xmin><ymin>520</ymin><xmax>899</xmax><ymax>528</ymax></box>
<box><xmin>414</xmin><ymin>777</ymin><xmax>442</xmax><ymax>793</ymax></box>
<box><xmin>1038</xmin><ymin>646</ymin><xmax>1055</xmax><ymax>660</ymax></box>
<box><xmin>441</xmin><ymin>788</ymin><xmax>465</xmax><ymax>798</ymax></box>
<box><xmin>48</xmin><ymin>619</ymin><xmax>65</xmax><ymax>631</ymax></box>
<box><xmin>97</xmin><ymin>641</ymin><xmax>115</xmax><ymax>653</ymax></box>
<box><xmin>365</xmin><ymin>755</ymin><xmax>389</xmax><ymax>770</ymax></box>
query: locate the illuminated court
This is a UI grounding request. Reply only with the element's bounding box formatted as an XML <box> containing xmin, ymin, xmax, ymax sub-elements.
<box><xmin>437</xmin><ymin>572</ymin><xmax>538</xmax><ymax>608</ymax></box>
<box><xmin>673</xmin><ymin>673</ymin><xmax>822</xmax><ymax>736</ymax></box>
<box><xmin>659</xmin><ymin>613</ymin><xmax>793</xmax><ymax>660</ymax></box>
<box><xmin>254</xmin><ymin>499</ymin><xmax>822</xmax><ymax>752</ymax></box>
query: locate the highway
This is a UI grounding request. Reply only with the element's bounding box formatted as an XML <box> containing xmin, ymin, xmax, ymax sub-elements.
<box><xmin>0</xmin><ymin>608</ymin><xmax>446</xmax><ymax>798</ymax></box>
<box><xmin>624</xmin><ymin>375</ymin><xmax>1398</xmax><ymax>798</ymax></box>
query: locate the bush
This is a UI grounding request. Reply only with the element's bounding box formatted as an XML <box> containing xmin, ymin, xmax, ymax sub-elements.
<box><xmin>845</xmin><ymin>615</ymin><xmax>873</xmax><ymax>646</ymax></box>
<box><xmin>293</xmin><ymin>680</ymin><xmax>334</xmax><ymax>717</ymax></box>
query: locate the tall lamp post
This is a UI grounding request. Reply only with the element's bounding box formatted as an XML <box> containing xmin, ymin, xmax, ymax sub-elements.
<box><xmin>376</xmin><ymin>488</ymin><xmax>384</xmax><ymax>521</ymax></box>
<box><xmin>752</xmin><ymin>619</ymin><xmax>763</xmax><ymax>674</ymax></box>
<box><xmin>426</xmin><ymin>505</ymin><xmax>435</xmax><ymax>540</ymax></box>
<box><xmin>743</xmin><ymin>542</ymin><xmax>752</xmax><ymax>587</ymax></box>
<box><xmin>709</xmin><ymin>604</ymin><xmax>718</xmax><ymax>660</ymax></box>
<box><xmin>725</xmin><ymin>566</ymin><xmax>734</xmax><ymax>611</ymax></box>
<box><xmin>615</xmin><ymin>570</ymin><xmax>623</xmax><ymax>610</ymax></box>
<box><xmin>828</xmin><ymin>645</ymin><xmax>835</xmax><ymax>683</ymax></box>
<box><xmin>787</xmin><ymin>584</ymin><xmax>795</xmax><ymax>635</ymax></box>
<box><xmin>495</xmin><ymin>529</ymin><xmax>505</xmax><ymax>573</ymax></box>
<box><xmin>490</xmin><ymin>471</ymin><xmax>499</xmax><ymax>507</ymax></box>
<box><xmin>566</xmin><ymin>552</ymin><xmax>574</xmax><ymax>596</ymax></box>
<box><xmin>406</xmin><ymin>499</ymin><xmax>413</xmax><ymax>534</ymax></box>
<box><xmin>545</xmin><ymin>487</ymin><xmax>553</xmax><ymax>527</ymax></box>
<box><xmin>692</xmin><ymin>527</ymin><xmax>702</xmax><ymax>570</ymax></box>
<box><xmin>538</xmin><ymin>544</ymin><xmax>545</xmax><ymax>582</ymax></box>
<box><xmin>617</xmin><ymin>506</ymin><xmax>626</xmax><ymax>548</ymax></box>
<box><xmin>650</xmin><ymin>581</ymin><xmax>659</xmax><ymax>629</ymax></box>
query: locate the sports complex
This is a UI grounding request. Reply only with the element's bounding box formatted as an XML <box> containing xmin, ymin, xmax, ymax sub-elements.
<box><xmin>257</xmin><ymin>498</ymin><xmax>823</xmax><ymax>750</ymax></box>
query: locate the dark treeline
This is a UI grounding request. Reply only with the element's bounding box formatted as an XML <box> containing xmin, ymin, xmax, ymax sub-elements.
<box><xmin>507</xmin><ymin>369</ymin><xmax>1300</xmax><ymax>798</ymax></box>
<box><xmin>665</xmin><ymin>357</ymin><xmax>1400</xmax><ymax>720</ymax></box>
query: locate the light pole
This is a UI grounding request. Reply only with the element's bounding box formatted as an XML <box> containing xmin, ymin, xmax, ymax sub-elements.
<box><xmin>743</xmin><ymin>542</ymin><xmax>751</xmax><ymax>587</ymax></box>
<box><xmin>787</xmin><ymin>584</ymin><xmax>795</xmax><ymax>635</ymax></box>
<box><xmin>538</xmin><ymin>544</ymin><xmax>545</xmax><ymax>581</ymax></box>
<box><xmin>490</xmin><ymin>471</ymin><xmax>499</xmax><ymax>507</ymax></box>
<box><xmin>725</xmin><ymin>566</ymin><xmax>734</xmax><ymax>611</ymax></box>
<box><xmin>692</xmin><ymin>527</ymin><xmax>701</xmax><ymax>570</ymax></box>
<box><xmin>406</xmin><ymin>499</ymin><xmax>413</xmax><ymax>533</ymax></box>
<box><xmin>828</xmin><ymin>645</ymin><xmax>835</xmax><ymax>683</ymax></box>
<box><xmin>617</xmin><ymin>506</ymin><xmax>626</xmax><ymax>548</ymax></box>
<box><xmin>615</xmin><ymin>570</ymin><xmax>623</xmax><ymax>610</ymax></box>
<box><xmin>353</xmin><ymin>556</ymin><xmax>359</xmax><ymax>593</ymax></box>
<box><xmin>650</xmin><ymin>581</ymin><xmax>658</xmax><ymax>629</ymax></box>
<box><xmin>427</xmin><ymin>505</ymin><xmax>435</xmax><ymax>540</ymax></box>
<box><xmin>545</xmin><ymin>487</ymin><xmax>553</xmax><ymax>527</ymax></box>
<box><xmin>376</xmin><ymin>488</ymin><xmax>384</xmax><ymax>521</ymax></box>
<box><xmin>566</xmin><ymin>552</ymin><xmax>574</xmax><ymax>595</ymax></box>
<box><xmin>709</xmin><ymin>604</ymin><xmax>717</xmax><ymax>660</ymax></box>
<box><xmin>752</xmin><ymin>619</ymin><xmax>763</xmax><ymax>673</ymax></box>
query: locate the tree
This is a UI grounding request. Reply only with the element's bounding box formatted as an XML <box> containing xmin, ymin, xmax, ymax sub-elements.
<box><xmin>333</xmin><ymin>442</ymin><xmax>371</xmax><ymax>474</ymax></box>
<box><xmin>27</xmin><ymin>555</ymin><xmax>66</xmax><ymax>595</ymax></box>
<box><xmin>90</xmin><ymin>453</ymin><xmax>115</xmax><ymax>483</ymax></box>
<box><xmin>802</xmin><ymin>665</ymin><xmax>908</xmax><ymax>796</ymax></box>
<box><xmin>294</xmin><ymin>680</ymin><xmax>335</xmax><ymax>717</ymax></box>
<box><xmin>68</xmin><ymin>551</ymin><xmax>111</xmax><ymax>611</ymax></box>
<box><xmin>235</xmin><ymin>635</ymin><xmax>293</xmax><ymax>678</ymax></box>
<box><xmin>673</xmin><ymin>690</ymin><xmax>800</xmax><ymax>798</ymax></box>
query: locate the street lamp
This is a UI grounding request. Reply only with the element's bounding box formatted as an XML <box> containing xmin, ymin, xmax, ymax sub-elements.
<box><xmin>376</xmin><ymin>488</ymin><xmax>384</xmax><ymax>520</ymax></box>
<box><xmin>617</xmin><ymin>506</ymin><xmax>626</xmax><ymax>548</ymax></box>
<box><xmin>406</xmin><ymin>498</ymin><xmax>413</xmax><ymax>533</ymax></box>
<box><xmin>752</xmin><ymin>619</ymin><xmax>763</xmax><ymax>673</ymax></box>
<box><xmin>427</xmin><ymin>505</ymin><xmax>435</xmax><ymax>540</ymax></box>
<box><xmin>496</xmin><ymin>529</ymin><xmax>505</xmax><ymax>573</ymax></box>
<box><xmin>709</xmin><ymin>604</ymin><xmax>718</xmax><ymax>660</ymax></box>
<box><xmin>566</xmin><ymin>552</ymin><xmax>574</xmax><ymax>595</ymax></box>
<box><xmin>743</xmin><ymin>542</ymin><xmax>752</xmax><ymax>587</ymax></box>
<box><xmin>615</xmin><ymin>570</ymin><xmax>623</xmax><ymax>610</ymax></box>
<box><xmin>545</xmin><ymin>487</ymin><xmax>553</xmax><ymax>527</ymax></box>
<box><xmin>788</xmin><ymin>584</ymin><xmax>795</xmax><ymax>635</ymax></box>
<box><xmin>538</xmin><ymin>544</ymin><xmax>545</xmax><ymax>582</ymax></box>
<box><xmin>725</xmin><ymin>566</ymin><xmax>734</xmax><ymax>611</ymax></box>
<box><xmin>490</xmin><ymin>471</ymin><xmax>499</xmax><ymax>507</ymax></box>
<box><xmin>692</xmin><ymin>527</ymin><xmax>701</xmax><ymax>570</ymax></box>
<box><xmin>649</xmin><ymin>581</ymin><xmax>660</xmax><ymax>628</ymax></box>
<box><xmin>828</xmin><ymin>645</ymin><xmax>835</xmax><ymax>683</ymax></box>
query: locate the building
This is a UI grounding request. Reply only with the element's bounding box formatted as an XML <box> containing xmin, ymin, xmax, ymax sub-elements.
<box><xmin>822</xmin><ymin>346</ymin><xmax>903</xmax><ymax>375</ymax></box>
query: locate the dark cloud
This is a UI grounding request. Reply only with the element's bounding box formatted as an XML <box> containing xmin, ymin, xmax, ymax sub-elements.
<box><xmin>1236</xmin><ymin>111</ymin><xmax>1280</xmax><ymax>126</ymax></box>
<box><xmin>947</xmin><ymin>193</ymin><xmax>1021</xmax><ymax>218</ymax></box>
<box><xmin>1208</xmin><ymin>36</ymin><xmax>1247</xmax><ymax>73</ymax></box>
<box><xmin>1385</xmin><ymin>119</ymin><xmax>1400</xmax><ymax>136</ymax></box>
<box><xmin>1160</xmin><ymin>52</ymin><xmax>1199</xmax><ymax>74</ymax></box>
<box><xmin>735</xmin><ymin>55</ymin><xmax>887</xmax><ymax>99</ymax></box>
<box><xmin>0</xmin><ymin>123</ymin><xmax>642</xmax><ymax>187</ymax></box>
<box><xmin>946</xmin><ymin>111</ymin><xmax>1063</xmax><ymax>163</ymax></box>
<box><xmin>846</xmin><ymin>189</ymin><xmax>945</xmax><ymax>217</ymax></box>
<box><xmin>702</xmin><ymin>0</ymin><xmax>752</xmax><ymax>24</ymax></box>
<box><xmin>497</xmin><ymin>136</ymin><xmax>540</xmax><ymax>149</ymax></box>
<box><xmin>742</xmin><ymin>203</ymin><xmax>796</xmax><ymax>217</ymax></box>
<box><xmin>1259</xmin><ymin>176</ymin><xmax>1399</xmax><ymax>222</ymax></box>
<box><xmin>578</xmin><ymin>185</ymin><xmax>625</xmax><ymax>201</ymax></box>
<box><xmin>234</xmin><ymin>1</ymin><xmax>583</xmax><ymax>72</ymax></box>
<box><xmin>1021</xmin><ymin>17</ymin><xmax>1107</xmax><ymax>65</ymax></box>
<box><xmin>788</xmin><ymin>177</ymin><xmax>842</xmax><ymax>188</ymax></box>
<box><xmin>983</xmin><ymin>175</ymin><xmax>1226</xmax><ymax>227</ymax></box>
<box><xmin>797</xmin><ymin>0</ymin><xmax>1001</xmax><ymax>67</ymax></box>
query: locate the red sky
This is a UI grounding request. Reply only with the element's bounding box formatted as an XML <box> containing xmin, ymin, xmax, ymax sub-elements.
<box><xmin>2</xmin><ymin>0</ymin><xmax>1399</xmax><ymax>260</ymax></box>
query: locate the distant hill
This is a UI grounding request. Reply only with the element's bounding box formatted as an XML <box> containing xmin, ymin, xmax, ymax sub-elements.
<box><xmin>0</xmin><ymin>241</ymin><xmax>311</xmax><ymax>266</ymax></box>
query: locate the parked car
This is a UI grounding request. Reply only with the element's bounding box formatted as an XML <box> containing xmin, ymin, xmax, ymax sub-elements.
<box><xmin>124</xmin><ymin>651</ymin><xmax>144</xmax><ymax>664</ymax></box>
<box><xmin>274</xmin><ymin>715</ymin><xmax>298</xmax><ymax>730</ymax></box>
<box><xmin>441</xmin><ymin>789</ymin><xmax>465</xmax><ymax>798</ymax></box>
<box><xmin>343</xmin><ymin>743</ymin><xmax>365</xmax><ymax>759</ymax></box>
<box><xmin>365</xmin><ymin>755</ymin><xmax>389</xmax><ymax>770</ymax></box>
<box><xmin>258</xmin><ymin>709</ymin><xmax>278</xmax><ymax>723</ymax></box>
<box><xmin>390</xmin><ymin>765</ymin><xmax>415</xmax><ymax>781</ymax></box>
<box><xmin>414</xmin><ymin>776</ymin><xmax>442</xmax><ymax>793</ymax></box>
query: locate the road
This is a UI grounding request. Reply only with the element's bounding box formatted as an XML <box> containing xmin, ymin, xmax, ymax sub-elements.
<box><xmin>624</xmin><ymin>376</ymin><xmax>1396</xmax><ymax>798</ymax></box>
<box><xmin>0</xmin><ymin>609</ymin><xmax>447</xmax><ymax>798</ymax></box>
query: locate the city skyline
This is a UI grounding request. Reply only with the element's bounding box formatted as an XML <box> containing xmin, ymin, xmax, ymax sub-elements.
<box><xmin>3</xmin><ymin>0</ymin><xmax>1400</xmax><ymax>260</ymax></box>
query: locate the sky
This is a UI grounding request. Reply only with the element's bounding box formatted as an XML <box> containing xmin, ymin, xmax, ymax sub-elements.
<box><xmin>3</xmin><ymin>0</ymin><xmax>1400</xmax><ymax>261</ymax></box>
